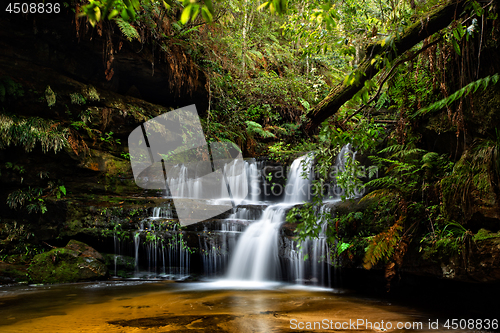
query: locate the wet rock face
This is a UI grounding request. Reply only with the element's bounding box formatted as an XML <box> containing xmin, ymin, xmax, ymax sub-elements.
<box><xmin>28</xmin><ymin>240</ymin><xmax>107</xmax><ymax>284</ymax></box>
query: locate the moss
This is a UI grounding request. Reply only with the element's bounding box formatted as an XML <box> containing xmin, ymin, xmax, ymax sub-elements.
<box><xmin>473</xmin><ymin>228</ymin><xmax>500</xmax><ymax>242</ymax></box>
<box><xmin>82</xmin><ymin>85</ymin><xmax>100</xmax><ymax>102</ymax></box>
<box><xmin>28</xmin><ymin>247</ymin><xmax>107</xmax><ymax>284</ymax></box>
<box><xmin>70</xmin><ymin>92</ymin><xmax>86</xmax><ymax>105</ymax></box>
<box><xmin>45</xmin><ymin>85</ymin><xmax>56</xmax><ymax>107</ymax></box>
<box><xmin>421</xmin><ymin>237</ymin><xmax>463</xmax><ymax>262</ymax></box>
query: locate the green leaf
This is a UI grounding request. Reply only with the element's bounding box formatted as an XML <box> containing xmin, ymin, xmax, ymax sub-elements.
<box><xmin>257</xmin><ymin>1</ymin><xmax>270</xmax><ymax>11</ymax></box>
<box><xmin>108</xmin><ymin>9</ymin><xmax>120</xmax><ymax>20</ymax></box>
<box><xmin>181</xmin><ymin>4</ymin><xmax>193</xmax><ymax>24</ymax></box>
<box><xmin>452</xmin><ymin>39</ymin><xmax>461</xmax><ymax>55</ymax></box>
<box><xmin>201</xmin><ymin>6</ymin><xmax>213</xmax><ymax>21</ymax></box>
<box><xmin>59</xmin><ymin>185</ymin><xmax>66</xmax><ymax>196</ymax></box>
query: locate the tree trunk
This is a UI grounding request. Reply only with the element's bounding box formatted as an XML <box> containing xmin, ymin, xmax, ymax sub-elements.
<box><xmin>302</xmin><ymin>0</ymin><xmax>467</xmax><ymax>136</ymax></box>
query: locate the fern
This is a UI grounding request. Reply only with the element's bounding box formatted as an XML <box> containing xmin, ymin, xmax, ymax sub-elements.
<box><xmin>0</xmin><ymin>114</ymin><xmax>68</xmax><ymax>153</ymax></box>
<box><xmin>245</xmin><ymin>120</ymin><xmax>276</xmax><ymax>138</ymax></box>
<box><xmin>363</xmin><ymin>217</ymin><xmax>403</xmax><ymax>269</ymax></box>
<box><xmin>115</xmin><ymin>18</ymin><xmax>141</xmax><ymax>42</ymax></box>
<box><xmin>412</xmin><ymin>73</ymin><xmax>500</xmax><ymax>118</ymax></box>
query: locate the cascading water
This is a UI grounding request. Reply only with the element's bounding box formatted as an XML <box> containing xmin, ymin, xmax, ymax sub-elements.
<box><xmin>226</xmin><ymin>155</ymin><xmax>314</xmax><ymax>281</ymax></box>
<box><xmin>284</xmin><ymin>155</ymin><xmax>313</xmax><ymax>203</ymax></box>
<box><xmin>152</xmin><ymin>203</ymin><xmax>173</xmax><ymax>219</ymax></box>
<box><xmin>283</xmin><ymin>145</ymin><xmax>357</xmax><ymax>285</ymax></box>
<box><xmin>131</xmin><ymin>159</ymin><xmax>264</xmax><ymax>279</ymax></box>
<box><xmin>166</xmin><ymin>159</ymin><xmax>262</xmax><ymax>204</ymax></box>
<box><xmin>124</xmin><ymin>147</ymin><xmax>358</xmax><ymax>285</ymax></box>
<box><xmin>226</xmin><ymin>205</ymin><xmax>288</xmax><ymax>280</ymax></box>
<box><xmin>284</xmin><ymin>205</ymin><xmax>334</xmax><ymax>286</ymax></box>
<box><xmin>199</xmin><ymin>221</ymin><xmax>244</xmax><ymax>276</ymax></box>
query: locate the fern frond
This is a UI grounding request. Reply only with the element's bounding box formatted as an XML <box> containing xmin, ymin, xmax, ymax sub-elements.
<box><xmin>0</xmin><ymin>114</ymin><xmax>68</xmax><ymax>153</ymax></box>
<box><xmin>390</xmin><ymin>147</ymin><xmax>426</xmax><ymax>159</ymax></box>
<box><xmin>379</xmin><ymin>144</ymin><xmax>404</xmax><ymax>155</ymax></box>
<box><xmin>115</xmin><ymin>18</ymin><xmax>141</xmax><ymax>42</ymax></box>
<box><xmin>363</xmin><ymin>217</ymin><xmax>403</xmax><ymax>269</ymax></box>
<box><xmin>365</xmin><ymin>176</ymin><xmax>400</xmax><ymax>189</ymax></box>
<box><xmin>245</xmin><ymin>120</ymin><xmax>276</xmax><ymax>138</ymax></box>
<box><xmin>412</xmin><ymin>73</ymin><xmax>499</xmax><ymax>118</ymax></box>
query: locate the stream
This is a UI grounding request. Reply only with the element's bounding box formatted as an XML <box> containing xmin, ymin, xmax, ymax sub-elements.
<box><xmin>0</xmin><ymin>280</ymin><xmax>482</xmax><ymax>332</ymax></box>
<box><xmin>1</xmin><ymin>148</ymin><xmax>497</xmax><ymax>332</ymax></box>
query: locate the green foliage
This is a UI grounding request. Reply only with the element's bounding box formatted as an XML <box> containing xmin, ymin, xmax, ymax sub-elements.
<box><xmin>413</xmin><ymin>74</ymin><xmax>500</xmax><ymax>118</ymax></box>
<box><xmin>79</xmin><ymin>0</ymin><xmax>142</xmax><ymax>25</ymax></box>
<box><xmin>3</xmin><ymin>162</ymin><xmax>26</xmax><ymax>178</ymax></box>
<box><xmin>70</xmin><ymin>93</ymin><xmax>86</xmax><ymax>105</ymax></box>
<box><xmin>245</xmin><ymin>121</ymin><xmax>276</xmax><ymax>138</ymax></box>
<box><xmin>83</xmin><ymin>86</ymin><xmax>100</xmax><ymax>102</ymax></box>
<box><xmin>420</xmin><ymin>222</ymin><xmax>471</xmax><ymax>261</ymax></box>
<box><xmin>441</xmin><ymin>134</ymin><xmax>500</xmax><ymax>221</ymax></box>
<box><xmin>6</xmin><ymin>180</ymin><xmax>67</xmax><ymax>215</ymax></box>
<box><xmin>180</xmin><ymin>0</ymin><xmax>215</xmax><ymax>24</ymax></box>
<box><xmin>7</xmin><ymin>187</ymin><xmax>47</xmax><ymax>214</ymax></box>
<box><xmin>473</xmin><ymin>229</ymin><xmax>500</xmax><ymax>242</ymax></box>
<box><xmin>115</xmin><ymin>17</ymin><xmax>141</xmax><ymax>41</ymax></box>
<box><xmin>100</xmin><ymin>131</ymin><xmax>121</xmax><ymax>145</ymax></box>
<box><xmin>367</xmin><ymin>144</ymin><xmax>453</xmax><ymax>196</ymax></box>
<box><xmin>0</xmin><ymin>114</ymin><xmax>69</xmax><ymax>153</ymax></box>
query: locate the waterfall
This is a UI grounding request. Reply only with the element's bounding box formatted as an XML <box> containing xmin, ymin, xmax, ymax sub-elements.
<box><xmin>226</xmin><ymin>155</ymin><xmax>314</xmax><ymax>281</ymax></box>
<box><xmin>284</xmin><ymin>155</ymin><xmax>313</xmax><ymax>203</ymax></box>
<box><xmin>247</xmin><ymin>161</ymin><xmax>261</xmax><ymax>202</ymax></box>
<box><xmin>123</xmin><ymin>146</ymin><xmax>359</xmax><ymax>285</ymax></box>
<box><xmin>166</xmin><ymin>159</ymin><xmax>261</xmax><ymax>203</ymax></box>
<box><xmin>226</xmin><ymin>205</ymin><xmax>288</xmax><ymax>280</ymax></box>
<box><xmin>152</xmin><ymin>203</ymin><xmax>173</xmax><ymax>219</ymax></box>
<box><xmin>285</xmin><ymin>205</ymin><xmax>334</xmax><ymax>286</ymax></box>
<box><xmin>199</xmin><ymin>221</ymin><xmax>243</xmax><ymax>276</ymax></box>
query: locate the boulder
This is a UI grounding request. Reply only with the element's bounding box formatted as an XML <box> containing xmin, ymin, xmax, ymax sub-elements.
<box><xmin>65</xmin><ymin>239</ymin><xmax>104</xmax><ymax>261</ymax></box>
<box><xmin>28</xmin><ymin>240</ymin><xmax>107</xmax><ymax>284</ymax></box>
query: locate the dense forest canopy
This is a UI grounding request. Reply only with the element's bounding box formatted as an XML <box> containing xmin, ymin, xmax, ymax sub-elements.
<box><xmin>1</xmin><ymin>0</ymin><xmax>500</xmax><ymax>286</ymax></box>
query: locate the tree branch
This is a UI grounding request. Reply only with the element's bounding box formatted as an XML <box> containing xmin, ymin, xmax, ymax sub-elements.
<box><xmin>342</xmin><ymin>36</ymin><xmax>443</xmax><ymax>125</ymax></box>
<box><xmin>302</xmin><ymin>0</ymin><xmax>467</xmax><ymax>136</ymax></box>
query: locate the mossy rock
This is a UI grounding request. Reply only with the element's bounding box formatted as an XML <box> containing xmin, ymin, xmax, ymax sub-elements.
<box><xmin>28</xmin><ymin>244</ymin><xmax>107</xmax><ymax>284</ymax></box>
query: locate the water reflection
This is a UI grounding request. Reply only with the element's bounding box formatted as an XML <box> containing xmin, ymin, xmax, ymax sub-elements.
<box><xmin>0</xmin><ymin>281</ymin><xmax>478</xmax><ymax>332</ymax></box>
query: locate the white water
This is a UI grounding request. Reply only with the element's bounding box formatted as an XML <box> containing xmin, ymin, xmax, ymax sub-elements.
<box><xmin>166</xmin><ymin>160</ymin><xmax>261</xmax><ymax>203</ymax></box>
<box><xmin>284</xmin><ymin>155</ymin><xmax>313</xmax><ymax>203</ymax></box>
<box><xmin>226</xmin><ymin>155</ymin><xmax>314</xmax><ymax>281</ymax></box>
<box><xmin>132</xmin><ymin>146</ymin><xmax>357</xmax><ymax>284</ymax></box>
